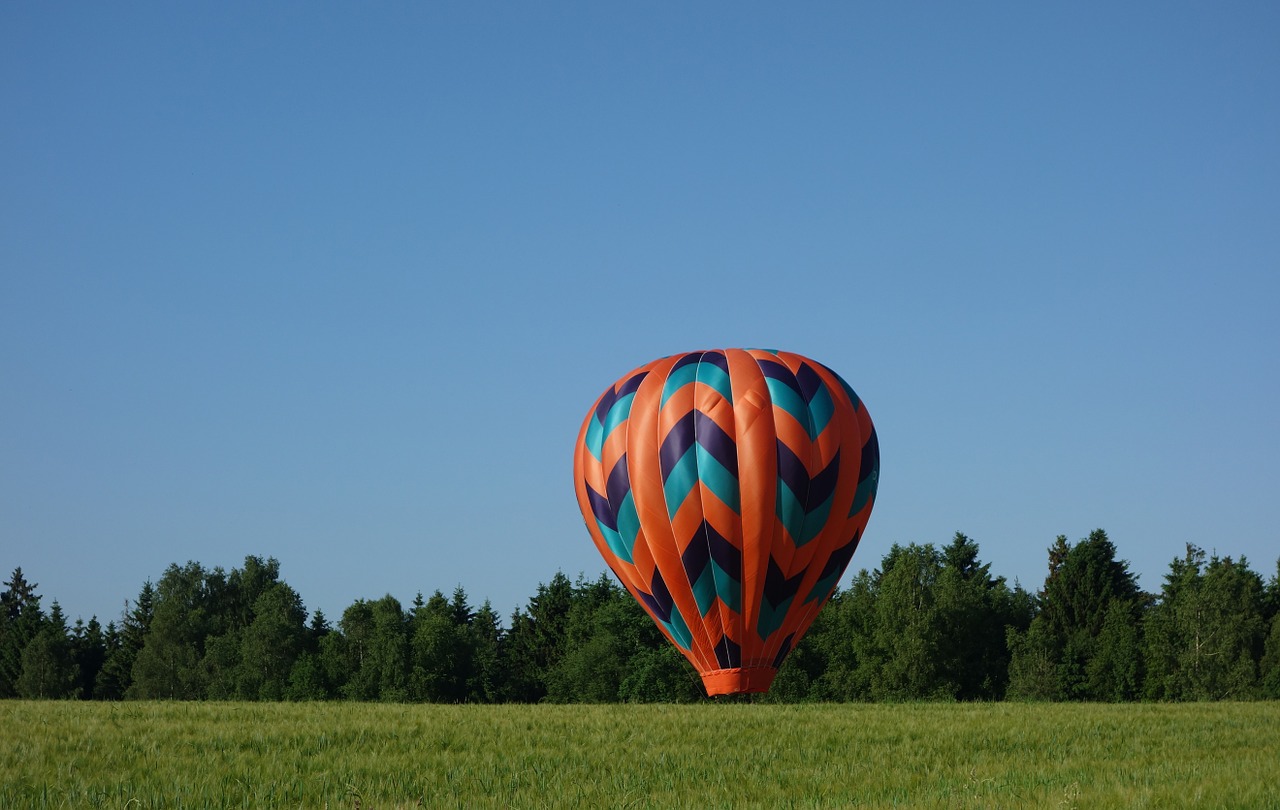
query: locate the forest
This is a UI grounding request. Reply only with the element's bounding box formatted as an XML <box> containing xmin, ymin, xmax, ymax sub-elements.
<box><xmin>3</xmin><ymin>530</ymin><xmax>1279</xmax><ymax>703</ymax></box>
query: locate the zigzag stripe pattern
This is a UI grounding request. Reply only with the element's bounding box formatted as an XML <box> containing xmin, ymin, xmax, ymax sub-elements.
<box><xmin>573</xmin><ymin>348</ymin><xmax>879</xmax><ymax>696</ymax></box>
<box><xmin>681</xmin><ymin>519</ymin><xmax>742</xmax><ymax>616</ymax></box>
<box><xmin>656</xmin><ymin>351</ymin><xmax>744</xmax><ymax>674</ymax></box>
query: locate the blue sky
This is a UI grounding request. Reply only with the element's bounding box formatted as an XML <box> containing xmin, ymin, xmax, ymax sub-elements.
<box><xmin>3</xmin><ymin>4</ymin><xmax>1277</xmax><ymax>626</ymax></box>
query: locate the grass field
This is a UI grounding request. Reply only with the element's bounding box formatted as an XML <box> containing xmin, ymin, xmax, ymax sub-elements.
<box><xmin>2</xmin><ymin>701</ymin><xmax>1278</xmax><ymax>808</ymax></box>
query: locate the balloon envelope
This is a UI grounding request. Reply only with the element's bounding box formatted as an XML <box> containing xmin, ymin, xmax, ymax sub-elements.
<box><xmin>573</xmin><ymin>349</ymin><xmax>879</xmax><ymax>696</ymax></box>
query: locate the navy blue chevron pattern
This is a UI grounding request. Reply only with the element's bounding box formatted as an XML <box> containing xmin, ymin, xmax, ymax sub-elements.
<box><xmin>680</xmin><ymin>520</ymin><xmax>743</xmax><ymax>616</ymax></box>
<box><xmin>585</xmin><ymin>483</ymin><xmax>613</xmax><ymax>532</ymax></box>
<box><xmin>757</xmin><ymin>556</ymin><xmax>806</xmax><ymax>639</ymax></box>
<box><xmin>659</xmin><ymin>411</ymin><xmax>695</xmax><ymax>480</ymax></box>
<box><xmin>776</xmin><ymin>444</ymin><xmax>841</xmax><ymax>547</ymax></box>
<box><xmin>713</xmin><ymin>634</ymin><xmax>741</xmax><ymax>669</ymax></box>
<box><xmin>851</xmin><ymin>426</ymin><xmax>880</xmax><ymax>517</ymax></box>
<box><xmin>635</xmin><ymin>568</ymin><xmax>692</xmax><ymax>651</ymax></box>
<box><xmin>804</xmin><ymin>529</ymin><xmax>862</xmax><ymax>606</ymax></box>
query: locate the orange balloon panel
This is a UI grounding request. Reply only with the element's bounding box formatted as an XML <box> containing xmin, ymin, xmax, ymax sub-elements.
<box><xmin>573</xmin><ymin>349</ymin><xmax>879</xmax><ymax>696</ymax></box>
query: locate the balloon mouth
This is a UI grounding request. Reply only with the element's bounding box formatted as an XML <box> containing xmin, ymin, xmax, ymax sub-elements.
<box><xmin>700</xmin><ymin>667</ymin><xmax>778</xmax><ymax>697</ymax></box>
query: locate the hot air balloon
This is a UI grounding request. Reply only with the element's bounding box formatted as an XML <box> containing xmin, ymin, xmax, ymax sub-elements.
<box><xmin>573</xmin><ymin>349</ymin><xmax>879</xmax><ymax>696</ymax></box>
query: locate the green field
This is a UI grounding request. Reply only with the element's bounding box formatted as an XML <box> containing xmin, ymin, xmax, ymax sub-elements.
<box><xmin>2</xmin><ymin>701</ymin><xmax>1278</xmax><ymax>808</ymax></box>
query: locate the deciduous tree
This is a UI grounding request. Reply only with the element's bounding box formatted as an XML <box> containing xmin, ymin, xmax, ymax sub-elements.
<box><xmin>129</xmin><ymin>563</ymin><xmax>213</xmax><ymax>699</ymax></box>
<box><xmin>238</xmin><ymin>583</ymin><xmax>307</xmax><ymax>700</ymax></box>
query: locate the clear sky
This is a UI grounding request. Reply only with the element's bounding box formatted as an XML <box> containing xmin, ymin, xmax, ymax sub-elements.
<box><xmin>3</xmin><ymin>4</ymin><xmax>1278</xmax><ymax>627</ymax></box>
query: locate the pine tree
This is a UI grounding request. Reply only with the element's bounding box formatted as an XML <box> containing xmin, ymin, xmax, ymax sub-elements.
<box><xmin>498</xmin><ymin>608</ymin><xmax>541</xmax><ymax>702</ymax></box>
<box><xmin>1262</xmin><ymin>560</ymin><xmax>1280</xmax><ymax>699</ymax></box>
<box><xmin>408</xmin><ymin>590</ymin><xmax>464</xmax><ymax>702</ymax></box>
<box><xmin>497</xmin><ymin>572</ymin><xmax>574</xmax><ymax>702</ymax></box>
<box><xmin>1007</xmin><ymin>530</ymin><xmax>1141</xmax><ymax>700</ymax></box>
<box><xmin>1261</xmin><ymin>611</ymin><xmax>1280</xmax><ymax>699</ymax></box>
<box><xmin>935</xmin><ymin>533</ymin><xmax>1027</xmax><ymax>699</ymax></box>
<box><xmin>96</xmin><ymin>582</ymin><xmax>154</xmax><ymax>699</ymax></box>
<box><xmin>467</xmin><ymin>601</ymin><xmax>503</xmax><ymax>703</ymax></box>
<box><xmin>1144</xmin><ymin>546</ymin><xmax>1266</xmax><ymax>700</ymax></box>
<box><xmin>16</xmin><ymin>601</ymin><xmax>79</xmax><ymax>699</ymax></box>
<box><xmin>93</xmin><ymin>622</ymin><xmax>122</xmax><ymax>699</ymax></box>
<box><xmin>1085</xmin><ymin>599</ymin><xmax>1143</xmax><ymax>701</ymax></box>
<box><xmin>307</xmin><ymin>609</ymin><xmax>331</xmax><ymax>650</ymax></box>
<box><xmin>69</xmin><ymin>616</ymin><xmax>107</xmax><ymax>700</ymax></box>
<box><xmin>531</xmin><ymin>572</ymin><xmax>574</xmax><ymax>679</ymax></box>
<box><xmin>546</xmin><ymin>574</ymin><xmax>647</xmax><ymax>703</ymax></box>
<box><xmin>0</xmin><ymin>568</ymin><xmax>45</xmax><ymax>697</ymax></box>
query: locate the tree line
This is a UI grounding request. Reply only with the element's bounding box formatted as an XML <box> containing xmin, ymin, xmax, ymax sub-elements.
<box><xmin>3</xmin><ymin>530</ymin><xmax>1279</xmax><ymax>702</ymax></box>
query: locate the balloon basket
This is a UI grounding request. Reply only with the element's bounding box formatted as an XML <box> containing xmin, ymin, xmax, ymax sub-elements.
<box><xmin>701</xmin><ymin>667</ymin><xmax>778</xmax><ymax>696</ymax></box>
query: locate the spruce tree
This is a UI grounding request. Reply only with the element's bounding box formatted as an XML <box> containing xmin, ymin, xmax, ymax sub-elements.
<box><xmin>96</xmin><ymin>582</ymin><xmax>154</xmax><ymax>699</ymax></box>
<box><xmin>16</xmin><ymin>601</ymin><xmax>78</xmax><ymax>699</ymax></box>
<box><xmin>69</xmin><ymin>616</ymin><xmax>107</xmax><ymax>700</ymax></box>
<box><xmin>1144</xmin><ymin>546</ymin><xmax>1266</xmax><ymax>699</ymax></box>
<box><xmin>1262</xmin><ymin>560</ymin><xmax>1280</xmax><ymax>698</ymax></box>
<box><xmin>467</xmin><ymin>600</ymin><xmax>503</xmax><ymax>703</ymax></box>
<box><xmin>0</xmin><ymin>568</ymin><xmax>44</xmax><ymax>697</ymax></box>
<box><xmin>935</xmin><ymin>533</ymin><xmax>1026</xmax><ymax>699</ymax></box>
<box><xmin>409</xmin><ymin>590</ymin><xmax>464</xmax><ymax>702</ymax></box>
<box><xmin>1007</xmin><ymin>530</ymin><xmax>1141</xmax><ymax>700</ymax></box>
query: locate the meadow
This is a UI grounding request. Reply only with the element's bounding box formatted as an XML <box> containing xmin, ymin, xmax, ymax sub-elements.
<box><xmin>2</xmin><ymin>701</ymin><xmax>1278</xmax><ymax>808</ymax></box>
